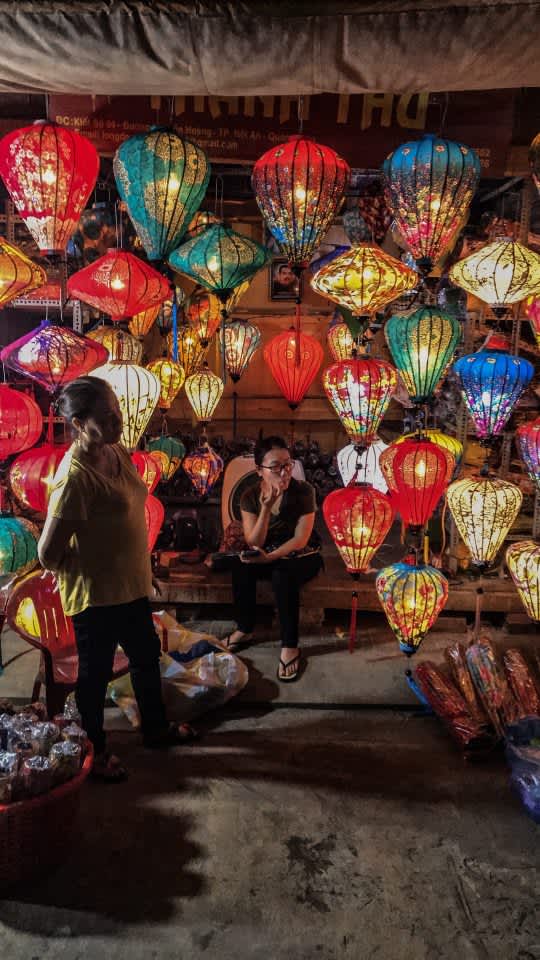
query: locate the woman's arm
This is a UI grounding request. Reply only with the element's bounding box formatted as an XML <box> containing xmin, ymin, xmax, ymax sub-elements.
<box><xmin>241</xmin><ymin>506</ymin><xmax>271</xmax><ymax>549</ymax></box>
<box><xmin>265</xmin><ymin>512</ymin><xmax>316</xmax><ymax>561</ymax></box>
<box><xmin>37</xmin><ymin>514</ymin><xmax>74</xmax><ymax>571</ymax></box>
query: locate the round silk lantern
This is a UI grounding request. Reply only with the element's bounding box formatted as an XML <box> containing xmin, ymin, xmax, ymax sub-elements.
<box><xmin>6</xmin><ymin>569</ymin><xmax>75</xmax><ymax>651</ymax></box>
<box><xmin>517</xmin><ymin>418</ymin><xmax>540</xmax><ymax>492</ymax></box>
<box><xmin>0</xmin><ymin>516</ymin><xmax>38</xmax><ymax>576</ymax></box>
<box><xmin>0</xmin><ymin>322</ymin><xmax>109</xmax><ymax>394</ymax></box>
<box><xmin>167</xmin><ymin>325</ymin><xmax>209</xmax><ymax>377</ymax></box>
<box><xmin>184</xmin><ymin>364</ymin><xmax>224</xmax><ymax>423</ymax></box>
<box><xmin>87</xmin><ymin>324</ymin><xmax>143</xmax><ymax>364</ymax></box>
<box><xmin>323</xmin><ymin>356</ymin><xmax>398</xmax><ymax>448</ymax></box>
<box><xmin>114</xmin><ymin>128</ymin><xmax>210</xmax><ymax>261</ymax></box>
<box><xmin>506</xmin><ymin>540</ymin><xmax>540</xmax><ymax>622</ymax></box>
<box><xmin>379</xmin><ymin>438</ymin><xmax>454</xmax><ymax>530</ymax></box>
<box><xmin>0</xmin><ymin>238</ymin><xmax>47</xmax><ymax>306</ymax></box>
<box><xmin>220</xmin><ymin>319</ymin><xmax>261</xmax><ymax>382</ymax></box>
<box><xmin>376</xmin><ymin>560</ymin><xmax>449</xmax><ymax>655</ymax></box>
<box><xmin>186</xmin><ymin>291</ymin><xmax>222</xmax><ymax>347</ymax></box>
<box><xmin>9</xmin><ymin>442</ymin><xmax>68</xmax><ymax>514</ymax></box>
<box><xmin>0</xmin><ymin>386</ymin><xmax>43</xmax><ymax>460</ymax></box>
<box><xmin>0</xmin><ymin>120</ymin><xmax>99</xmax><ymax>255</ymax></box>
<box><xmin>396</xmin><ymin>428</ymin><xmax>463</xmax><ymax>468</ymax></box>
<box><xmin>382</xmin><ymin>134</ymin><xmax>481</xmax><ymax>275</ymax></box>
<box><xmin>128</xmin><ymin>303</ymin><xmax>161</xmax><ymax>339</ymax></box>
<box><xmin>447</xmin><ymin>475</ymin><xmax>522</xmax><ymax>568</ymax></box>
<box><xmin>453</xmin><ymin>349</ymin><xmax>534</xmax><ymax>442</ymax></box>
<box><xmin>449</xmin><ymin>238</ymin><xmax>540</xmax><ymax>309</ymax></box>
<box><xmin>327</xmin><ymin>317</ymin><xmax>360</xmax><ymax>361</ymax></box>
<box><xmin>385</xmin><ymin>306</ymin><xmax>461</xmax><ymax>404</ymax></box>
<box><xmin>183</xmin><ymin>442</ymin><xmax>224</xmax><ymax>497</ymax></box>
<box><xmin>68</xmin><ymin>249</ymin><xmax>170</xmax><ymax>320</ymax></box>
<box><xmin>264</xmin><ymin>328</ymin><xmax>323</xmax><ymax>410</ymax></box>
<box><xmin>146</xmin><ymin>435</ymin><xmax>185</xmax><ymax>481</ymax></box>
<box><xmin>337</xmin><ymin>439</ymin><xmax>388</xmax><ymax>492</ymax></box>
<box><xmin>311</xmin><ymin>244</ymin><xmax>417</xmax><ymax>319</ymax></box>
<box><xmin>146</xmin><ymin>357</ymin><xmax>185</xmax><ymax>411</ymax></box>
<box><xmin>169</xmin><ymin>223</ymin><xmax>269</xmax><ymax>301</ymax></box>
<box><xmin>131</xmin><ymin>451</ymin><xmax>162</xmax><ymax>493</ymax></box>
<box><xmin>145</xmin><ymin>494</ymin><xmax>165</xmax><ymax>551</ymax></box>
<box><xmin>92</xmin><ymin>361</ymin><xmax>160</xmax><ymax>450</ymax></box>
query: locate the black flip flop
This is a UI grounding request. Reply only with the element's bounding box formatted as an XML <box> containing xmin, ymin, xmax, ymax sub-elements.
<box><xmin>277</xmin><ymin>653</ymin><xmax>302</xmax><ymax>683</ymax></box>
<box><xmin>221</xmin><ymin>633</ymin><xmax>252</xmax><ymax>653</ymax></box>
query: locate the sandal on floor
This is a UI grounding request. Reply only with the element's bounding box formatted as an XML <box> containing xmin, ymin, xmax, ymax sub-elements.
<box><xmin>143</xmin><ymin>722</ymin><xmax>199</xmax><ymax>749</ymax></box>
<box><xmin>91</xmin><ymin>752</ymin><xmax>129</xmax><ymax>783</ymax></box>
<box><xmin>221</xmin><ymin>633</ymin><xmax>252</xmax><ymax>653</ymax></box>
<box><xmin>277</xmin><ymin>653</ymin><xmax>302</xmax><ymax>683</ymax></box>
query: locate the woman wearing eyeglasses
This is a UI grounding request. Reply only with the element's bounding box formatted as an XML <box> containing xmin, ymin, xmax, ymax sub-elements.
<box><xmin>223</xmin><ymin>436</ymin><xmax>322</xmax><ymax>682</ymax></box>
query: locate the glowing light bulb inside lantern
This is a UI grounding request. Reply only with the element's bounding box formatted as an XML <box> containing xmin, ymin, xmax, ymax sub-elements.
<box><xmin>430</xmin><ymin>198</ymin><xmax>441</xmax><ymax>213</ymax></box>
<box><xmin>168</xmin><ymin>174</ymin><xmax>180</xmax><ymax>191</ymax></box>
<box><xmin>294</xmin><ymin>185</ymin><xmax>307</xmax><ymax>203</ymax></box>
<box><xmin>42</xmin><ymin>167</ymin><xmax>56</xmax><ymax>185</ymax></box>
<box><xmin>415</xmin><ymin>459</ymin><xmax>427</xmax><ymax>479</ymax></box>
<box><xmin>208</xmin><ymin>256</ymin><xmax>219</xmax><ymax>274</ymax></box>
<box><xmin>418</xmin><ymin>346</ymin><xmax>430</xmax><ymax>368</ymax></box>
<box><xmin>481</xmin><ymin>390</ymin><xmax>492</xmax><ymax>406</ymax></box>
<box><xmin>110</xmin><ymin>276</ymin><xmax>125</xmax><ymax>291</ymax></box>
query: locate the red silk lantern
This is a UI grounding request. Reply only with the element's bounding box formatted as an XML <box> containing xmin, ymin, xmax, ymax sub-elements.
<box><xmin>0</xmin><ymin>120</ymin><xmax>99</xmax><ymax>256</ymax></box>
<box><xmin>6</xmin><ymin>569</ymin><xmax>75</xmax><ymax>655</ymax></box>
<box><xmin>145</xmin><ymin>493</ymin><xmax>165</xmax><ymax>551</ymax></box>
<box><xmin>323</xmin><ymin>356</ymin><xmax>398</xmax><ymax>447</ymax></box>
<box><xmin>67</xmin><ymin>250</ymin><xmax>170</xmax><ymax>320</ymax></box>
<box><xmin>0</xmin><ymin>321</ymin><xmax>109</xmax><ymax>393</ymax></box>
<box><xmin>0</xmin><ymin>385</ymin><xmax>43</xmax><ymax>460</ymax></box>
<box><xmin>10</xmin><ymin>442</ymin><xmax>69</xmax><ymax>514</ymax></box>
<box><xmin>379</xmin><ymin>438</ymin><xmax>454</xmax><ymax>531</ymax></box>
<box><xmin>131</xmin><ymin>451</ymin><xmax>162</xmax><ymax>494</ymax></box>
<box><xmin>264</xmin><ymin>327</ymin><xmax>323</xmax><ymax>410</ymax></box>
<box><xmin>183</xmin><ymin>442</ymin><xmax>224</xmax><ymax>497</ymax></box>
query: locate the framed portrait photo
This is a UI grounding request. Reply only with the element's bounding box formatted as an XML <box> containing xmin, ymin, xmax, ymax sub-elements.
<box><xmin>269</xmin><ymin>258</ymin><xmax>302</xmax><ymax>301</ymax></box>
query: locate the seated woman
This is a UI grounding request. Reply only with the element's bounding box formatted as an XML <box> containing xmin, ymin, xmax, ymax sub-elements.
<box><xmin>223</xmin><ymin>436</ymin><xmax>323</xmax><ymax>682</ymax></box>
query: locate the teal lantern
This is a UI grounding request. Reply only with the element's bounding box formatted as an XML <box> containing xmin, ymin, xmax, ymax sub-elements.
<box><xmin>168</xmin><ymin>224</ymin><xmax>269</xmax><ymax>304</ymax></box>
<box><xmin>113</xmin><ymin>128</ymin><xmax>211</xmax><ymax>261</ymax></box>
<box><xmin>0</xmin><ymin>516</ymin><xmax>38</xmax><ymax>576</ymax></box>
<box><xmin>146</xmin><ymin>435</ymin><xmax>186</xmax><ymax>482</ymax></box>
<box><xmin>384</xmin><ymin>306</ymin><xmax>461</xmax><ymax>404</ymax></box>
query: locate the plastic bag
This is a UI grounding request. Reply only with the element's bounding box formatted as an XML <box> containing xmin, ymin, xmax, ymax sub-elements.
<box><xmin>505</xmin><ymin>717</ymin><xmax>540</xmax><ymax>823</ymax></box>
<box><xmin>415</xmin><ymin>661</ymin><xmax>491</xmax><ymax>750</ymax></box>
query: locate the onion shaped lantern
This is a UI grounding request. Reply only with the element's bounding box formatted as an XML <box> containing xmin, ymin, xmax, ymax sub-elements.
<box><xmin>114</xmin><ymin>128</ymin><xmax>210</xmax><ymax>261</ymax></box>
<box><xmin>5</xmin><ymin>570</ymin><xmax>74</xmax><ymax>651</ymax></box>
<box><xmin>9</xmin><ymin>442</ymin><xmax>68</xmax><ymax>515</ymax></box>
<box><xmin>0</xmin><ymin>120</ymin><xmax>99</xmax><ymax>255</ymax></box>
<box><xmin>186</xmin><ymin>291</ymin><xmax>222</xmax><ymax>347</ymax></box>
<box><xmin>92</xmin><ymin>361</ymin><xmax>160</xmax><ymax>450</ymax></box>
<box><xmin>168</xmin><ymin>325</ymin><xmax>208</xmax><ymax>378</ymax></box>
<box><xmin>0</xmin><ymin>238</ymin><xmax>47</xmax><ymax>306</ymax></box>
<box><xmin>395</xmin><ymin>428</ymin><xmax>463</xmax><ymax>468</ymax></box>
<box><xmin>87</xmin><ymin>324</ymin><xmax>143</xmax><ymax>364</ymax></box>
<box><xmin>327</xmin><ymin>316</ymin><xmax>361</xmax><ymax>362</ymax></box>
<box><xmin>447</xmin><ymin>475</ymin><xmax>522</xmax><ymax>568</ymax></box>
<box><xmin>252</xmin><ymin>135</ymin><xmax>350</xmax><ymax>267</ymax></box>
<box><xmin>379</xmin><ymin>438</ymin><xmax>454</xmax><ymax>531</ymax></box>
<box><xmin>517</xmin><ymin>418</ymin><xmax>540</xmax><ymax>491</ymax></box>
<box><xmin>184</xmin><ymin>364</ymin><xmax>224</xmax><ymax>423</ymax></box>
<box><xmin>311</xmin><ymin>244</ymin><xmax>417</xmax><ymax>320</ymax></box>
<box><xmin>68</xmin><ymin>249</ymin><xmax>170</xmax><ymax>320</ymax></box>
<box><xmin>220</xmin><ymin>319</ymin><xmax>261</xmax><ymax>382</ymax></box>
<box><xmin>264</xmin><ymin>328</ymin><xmax>323</xmax><ymax>410</ymax></box>
<box><xmin>337</xmin><ymin>439</ymin><xmax>388</xmax><ymax>492</ymax></box>
<box><xmin>376</xmin><ymin>561</ymin><xmax>449</xmax><ymax>655</ymax></box>
<box><xmin>146</xmin><ymin>357</ymin><xmax>185</xmax><ymax>411</ymax></box>
<box><xmin>183</xmin><ymin>441</ymin><xmax>224</xmax><ymax>497</ymax></box>
<box><xmin>131</xmin><ymin>451</ymin><xmax>162</xmax><ymax>493</ymax></box>
<box><xmin>0</xmin><ymin>516</ymin><xmax>38</xmax><ymax>576</ymax></box>
<box><xmin>147</xmin><ymin>435</ymin><xmax>185</xmax><ymax>481</ymax></box>
<box><xmin>323</xmin><ymin>356</ymin><xmax>398</xmax><ymax>448</ymax></box>
<box><xmin>128</xmin><ymin>303</ymin><xmax>161</xmax><ymax>340</ymax></box>
<box><xmin>506</xmin><ymin>540</ymin><xmax>540</xmax><ymax>622</ymax></box>
<box><xmin>0</xmin><ymin>322</ymin><xmax>109</xmax><ymax>394</ymax></box>
<box><xmin>453</xmin><ymin>349</ymin><xmax>534</xmax><ymax>442</ymax></box>
<box><xmin>169</xmin><ymin>223</ymin><xmax>269</xmax><ymax>303</ymax></box>
<box><xmin>0</xmin><ymin>386</ymin><xmax>43</xmax><ymax>460</ymax></box>
<box><xmin>449</xmin><ymin>238</ymin><xmax>540</xmax><ymax>310</ymax></box>
<box><xmin>384</xmin><ymin>306</ymin><xmax>461</xmax><ymax>403</ymax></box>
<box><xmin>145</xmin><ymin>494</ymin><xmax>165</xmax><ymax>552</ymax></box>
<box><xmin>382</xmin><ymin>134</ymin><xmax>481</xmax><ymax>275</ymax></box>
<box><xmin>525</xmin><ymin>296</ymin><xmax>540</xmax><ymax>349</ymax></box>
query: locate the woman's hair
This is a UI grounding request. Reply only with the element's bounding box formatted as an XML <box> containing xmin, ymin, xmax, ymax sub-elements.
<box><xmin>254</xmin><ymin>435</ymin><xmax>289</xmax><ymax>467</ymax></box>
<box><xmin>57</xmin><ymin>376</ymin><xmax>112</xmax><ymax>426</ymax></box>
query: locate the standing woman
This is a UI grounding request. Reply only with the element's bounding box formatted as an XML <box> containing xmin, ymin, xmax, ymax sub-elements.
<box><xmin>223</xmin><ymin>436</ymin><xmax>323</xmax><ymax>681</ymax></box>
<box><xmin>38</xmin><ymin>376</ymin><xmax>194</xmax><ymax>782</ymax></box>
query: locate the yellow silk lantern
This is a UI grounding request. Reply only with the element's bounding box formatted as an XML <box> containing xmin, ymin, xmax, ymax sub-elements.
<box><xmin>449</xmin><ymin>238</ymin><xmax>540</xmax><ymax>308</ymax></box>
<box><xmin>327</xmin><ymin>320</ymin><xmax>364</xmax><ymax>361</ymax></box>
<box><xmin>506</xmin><ymin>540</ymin><xmax>540</xmax><ymax>622</ymax></box>
<box><xmin>184</xmin><ymin>364</ymin><xmax>224</xmax><ymax>423</ymax></box>
<box><xmin>146</xmin><ymin>357</ymin><xmax>185</xmax><ymax>410</ymax></box>
<box><xmin>92</xmin><ymin>361</ymin><xmax>160</xmax><ymax>450</ymax></box>
<box><xmin>447</xmin><ymin>475</ymin><xmax>522</xmax><ymax>568</ymax></box>
<box><xmin>167</xmin><ymin>325</ymin><xmax>208</xmax><ymax>377</ymax></box>
<box><xmin>311</xmin><ymin>244</ymin><xmax>417</xmax><ymax>317</ymax></box>
<box><xmin>0</xmin><ymin>238</ymin><xmax>47</xmax><ymax>306</ymax></box>
<box><xmin>87</xmin><ymin>324</ymin><xmax>143</xmax><ymax>363</ymax></box>
<box><xmin>128</xmin><ymin>303</ymin><xmax>161</xmax><ymax>339</ymax></box>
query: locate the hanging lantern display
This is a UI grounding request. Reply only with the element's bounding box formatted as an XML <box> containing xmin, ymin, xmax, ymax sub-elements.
<box><xmin>145</xmin><ymin>493</ymin><xmax>165</xmax><ymax>552</ymax></box>
<box><xmin>376</xmin><ymin>561</ymin><xmax>449</xmax><ymax>655</ymax></box>
<box><xmin>0</xmin><ymin>322</ymin><xmax>109</xmax><ymax>393</ymax></box>
<box><xmin>447</xmin><ymin>475</ymin><xmax>522</xmax><ymax>568</ymax></box>
<box><xmin>453</xmin><ymin>349</ymin><xmax>534</xmax><ymax>442</ymax></box>
<box><xmin>506</xmin><ymin>540</ymin><xmax>540</xmax><ymax>622</ymax></box>
<box><xmin>184</xmin><ymin>364</ymin><xmax>224</xmax><ymax>423</ymax></box>
<box><xmin>252</xmin><ymin>135</ymin><xmax>350</xmax><ymax>266</ymax></box>
<box><xmin>323</xmin><ymin>484</ymin><xmax>394</xmax><ymax>573</ymax></box>
<box><xmin>384</xmin><ymin>306</ymin><xmax>461</xmax><ymax>404</ymax></box>
<box><xmin>185</xmin><ymin>210</ymin><xmax>220</xmax><ymax>241</ymax></box>
<box><xmin>379</xmin><ymin>438</ymin><xmax>454</xmax><ymax>531</ymax></box>
<box><xmin>0</xmin><ymin>238</ymin><xmax>47</xmax><ymax>306</ymax></box>
<box><xmin>131</xmin><ymin>450</ymin><xmax>162</xmax><ymax>493</ymax></box>
<box><xmin>449</xmin><ymin>238</ymin><xmax>540</xmax><ymax>309</ymax></box>
<box><xmin>114</xmin><ymin>128</ymin><xmax>210</xmax><ymax>260</ymax></box>
<box><xmin>220</xmin><ymin>319</ymin><xmax>261</xmax><ymax>382</ymax></box>
<box><xmin>337</xmin><ymin>439</ymin><xmax>388</xmax><ymax>492</ymax></box>
<box><xmin>264</xmin><ymin>328</ymin><xmax>323</xmax><ymax>410</ymax></box>
<box><xmin>92</xmin><ymin>361</ymin><xmax>160</xmax><ymax>450</ymax></box>
<box><xmin>0</xmin><ymin>120</ymin><xmax>99</xmax><ymax>255</ymax></box>
<box><xmin>146</xmin><ymin>357</ymin><xmax>185</xmax><ymax>411</ymax></box>
<box><xmin>517</xmin><ymin>418</ymin><xmax>540</xmax><ymax>491</ymax></box>
<box><xmin>87</xmin><ymin>324</ymin><xmax>143</xmax><ymax>364</ymax></box>
<box><xmin>183</xmin><ymin>441</ymin><xmax>224</xmax><ymax>497</ymax></box>
<box><xmin>68</xmin><ymin>249</ymin><xmax>170</xmax><ymax>320</ymax></box>
<box><xmin>9</xmin><ymin>442</ymin><xmax>68</xmax><ymax>515</ymax></box>
<box><xmin>167</xmin><ymin>325</ymin><xmax>208</xmax><ymax>377</ymax></box>
<box><xmin>323</xmin><ymin>356</ymin><xmax>398</xmax><ymax>447</ymax></box>
<box><xmin>0</xmin><ymin>516</ymin><xmax>38</xmax><ymax>576</ymax></box>
<box><xmin>168</xmin><ymin>223</ymin><xmax>269</xmax><ymax>302</ymax></box>
<box><xmin>311</xmin><ymin>244</ymin><xmax>417</xmax><ymax>322</ymax></box>
<box><xmin>382</xmin><ymin>134</ymin><xmax>481</xmax><ymax>275</ymax></box>
<box><xmin>327</xmin><ymin>315</ymin><xmax>361</xmax><ymax>361</ymax></box>
<box><xmin>395</xmin><ymin>428</ymin><xmax>463</xmax><ymax>468</ymax></box>
<box><xmin>146</xmin><ymin>435</ymin><xmax>185</xmax><ymax>481</ymax></box>
<box><xmin>0</xmin><ymin>386</ymin><xmax>43</xmax><ymax>461</ymax></box>
<box><xmin>186</xmin><ymin>290</ymin><xmax>222</xmax><ymax>346</ymax></box>
<box><xmin>128</xmin><ymin>303</ymin><xmax>161</xmax><ymax>340</ymax></box>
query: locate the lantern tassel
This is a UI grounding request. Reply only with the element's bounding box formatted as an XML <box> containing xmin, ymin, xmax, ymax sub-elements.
<box><xmin>171</xmin><ymin>295</ymin><xmax>178</xmax><ymax>363</ymax></box>
<box><xmin>349</xmin><ymin>589</ymin><xmax>359</xmax><ymax>653</ymax></box>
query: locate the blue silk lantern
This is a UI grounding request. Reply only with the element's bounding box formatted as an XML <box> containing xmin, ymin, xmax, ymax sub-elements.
<box><xmin>168</xmin><ymin>223</ymin><xmax>269</xmax><ymax>305</ymax></box>
<box><xmin>114</xmin><ymin>128</ymin><xmax>210</xmax><ymax>261</ymax></box>
<box><xmin>453</xmin><ymin>349</ymin><xmax>534</xmax><ymax>442</ymax></box>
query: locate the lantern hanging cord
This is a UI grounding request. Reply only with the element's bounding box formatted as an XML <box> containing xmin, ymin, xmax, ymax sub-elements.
<box><xmin>474</xmin><ymin>586</ymin><xmax>484</xmax><ymax>640</ymax></box>
<box><xmin>349</xmin><ymin>584</ymin><xmax>359</xmax><ymax>653</ymax></box>
<box><xmin>298</xmin><ymin>95</ymin><xmax>305</xmax><ymax>135</ymax></box>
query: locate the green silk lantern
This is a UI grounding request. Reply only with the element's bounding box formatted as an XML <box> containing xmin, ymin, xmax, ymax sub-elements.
<box><xmin>384</xmin><ymin>306</ymin><xmax>461</xmax><ymax>404</ymax></box>
<box><xmin>146</xmin><ymin>435</ymin><xmax>186</xmax><ymax>481</ymax></box>
<box><xmin>168</xmin><ymin>223</ymin><xmax>269</xmax><ymax>303</ymax></box>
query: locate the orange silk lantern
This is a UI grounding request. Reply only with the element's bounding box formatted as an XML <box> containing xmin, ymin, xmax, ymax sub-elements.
<box><xmin>0</xmin><ymin>385</ymin><xmax>43</xmax><ymax>460</ymax></box>
<box><xmin>128</xmin><ymin>303</ymin><xmax>161</xmax><ymax>339</ymax></box>
<box><xmin>67</xmin><ymin>249</ymin><xmax>170</xmax><ymax>320</ymax></box>
<box><xmin>186</xmin><ymin>291</ymin><xmax>222</xmax><ymax>347</ymax></box>
<box><xmin>379</xmin><ymin>438</ymin><xmax>454</xmax><ymax>532</ymax></box>
<box><xmin>131</xmin><ymin>451</ymin><xmax>162</xmax><ymax>493</ymax></box>
<box><xmin>264</xmin><ymin>327</ymin><xmax>323</xmax><ymax>410</ymax></box>
<box><xmin>0</xmin><ymin>238</ymin><xmax>47</xmax><ymax>306</ymax></box>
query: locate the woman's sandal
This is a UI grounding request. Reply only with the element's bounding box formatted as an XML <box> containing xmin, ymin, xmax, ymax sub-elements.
<box><xmin>143</xmin><ymin>722</ymin><xmax>199</xmax><ymax>749</ymax></box>
<box><xmin>277</xmin><ymin>653</ymin><xmax>302</xmax><ymax>683</ymax></box>
<box><xmin>91</xmin><ymin>752</ymin><xmax>129</xmax><ymax>783</ymax></box>
<box><xmin>221</xmin><ymin>633</ymin><xmax>253</xmax><ymax>653</ymax></box>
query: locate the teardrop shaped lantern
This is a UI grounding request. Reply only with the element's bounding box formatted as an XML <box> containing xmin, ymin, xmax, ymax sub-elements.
<box><xmin>0</xmin><ymin>322</ymin><xmax>109</xmax><ymax>393</ymax></box>
<box><xmin>183</xmin><ymin>441</ymin><xmax>224</xmax><ymax>497</ymax></box>
<box><xmin>517</xmin><ymin>418</ymin><xmax>540</xmax><ymax>491</ymax></box>
<box><xmin>506</xmin><ymin>540</ymin><xmax>540</xmax><ymax>622</ymax></box>
<box><xmin>128</xmin><ymin>303</ymin><xmax>161</xmax><ymax>340</ymax></box>
<box><xmin>68</xmin><ymin>249</ymin><xmax>170</xmax><ymax>320</ymax></box>
<box><xmin>9</xmin><ymin>442</ymin><xmax>69</xmax><ymax>515</ymax></box>
<box><xmin>168</xmin><ymin>325</ymin><xmax>208</xmax><ymax>378</ymax></box>
<box><xmin>252</xmin><ymin>135</ymin><xmax>350</xmax><ymax>267</ymax></box>
<box><xmin>0</xmin><ymin>386</ymin><xmax>43</xmax><ymax>460</ymax></box>
<box><xmin>323</xmin><ymin>356</ymin><xmax>398</xmax><ymax>448</ymax></box>
<box><xmin>379</xmin><ymin>438</ymin><xmax>454</xmax><ymax>530</ymax></box>
<box><xmin>146</xmin><ymin>357</ymin><xmax>185</xmax><ymax>411</ymax></box>
<box><xmin>184</xmin><ymin>364</ymin><xmax>224</xmax><ymax>423</ymax></box>
<box><xmin>337</xmin><ymin>439</ymin><xmax>388</xmax><ymax>492</ymax></box>
<box><xmin>114</xmin><ymin>128</ymin><xmax>211</xmax><ymax>261</ymax></box>
<box><xmin>385</xmin><ymin>306</ymin><xmax>461</xmax><ymax>404</ymax></box>
<box><xmin>447</xmin><ymin>475</ymin><xmax>522</xmax><ymax>568</ymax></box>
<box><xmin>145</xmin><ymin>493</ymin><xmax>165</xmax><ymax>552</ymax></box>
<box><xmin>0</xmin><ymin>238</ymin><xmax>47</xmax><ymax>306</ymax></box>
<box><xmin>264</xmin><ymin>327</ymin><xmax>323</xmax><ymax>410</ymax></box>
<box><xmin>453</xmin><ymin>349</ymin><xmax>534</xmax><ymax>442</ymax></box>
<box><xmin>87</xmin><ymin>324</ymin><xmax>143</xmax><ymax>364</ymax></box>
<box><xmin>0</xmin><ymin>120</ymin><xmax>99</xmax><ymax>255</ymax></box>
<box><xmin>220</xmin><ymin>319</ymin><xmax>261</xmax><ymax>382</ymax></box>
<box><xmin>92</xmin><ymin>361</ymin><xmax>160</xmax><ymax>450</ymax></box>
<box><xmin>327</xmin><ymin>316</ymin><xmax>361</xmax><ymax>362</ymax></box>
<box><xmin>311</xmin><ymin>244</ymin><xmax>417</xmax><ymax>319</ymax></box>
<box><xmin>382</xmin><ymin>134</ymin><xmax>481</xmax><ymax>275</ymax></box>
<box><xmin>376</xmin><ymin>560</ymin><xmax>449</xmax><ymax>655</ymax></box>
<box><xmin>449</xmin><ymin>238</ymin><xmax>540</xmax><ymax>309</ymax></box>
<box><xmin>186</xmin><ymin>290</ymin><xmax>222</xmax><ymax>347</ymax></box>
<box><xmin>0</xmin><ymin>516</ymin><xmax>38</xmax><ymax>576</ymax></box>
<box><xmin>395</xmin><ymin>428</ymin><xmax>463</xmax><ymax>468</ymax></box>
<box><xmin>131</xmin><ymin>451</ymin><xmax>162</xmax><ymax>493</ymax></box>
<box><xmin>168</xmin><ymin>223</ymin><xmax>269</xmax><ymax>302</ymax></box>
<box><xmin>525</xmin><ymin>296</ymin><xmax>540</xmax><ymax>349</ymax></box>
<box><xmin>147</xmin><ymin>435</ymin><xmax>185</xmax><ymax>481</ymax></box>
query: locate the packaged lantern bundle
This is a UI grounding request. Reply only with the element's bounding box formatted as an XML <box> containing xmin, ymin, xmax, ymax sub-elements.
<box><xmin>502</xmin><ymin>650</ymin><xmax>540</xmax><ymax>718</ymax></box>
<box><xmin>414</xmin><ymin>661</ymin><xmax>492</xmax><ymax>752</ymax></box>
<box><xmin>465</xmin><ymin>638</ymin><xmax>520</xmax><ymax>739</ymax></box>
<box><xmin>445</xmin><ymin>642</ymin><xmax>486</xmax><ymax>724</ymax></box>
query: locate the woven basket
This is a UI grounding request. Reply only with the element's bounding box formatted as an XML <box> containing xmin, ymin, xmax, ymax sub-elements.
<box><xmin>0</xmin><ymin>744</ymin><xmax>94</xmax><ymax>892</ymax></box>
